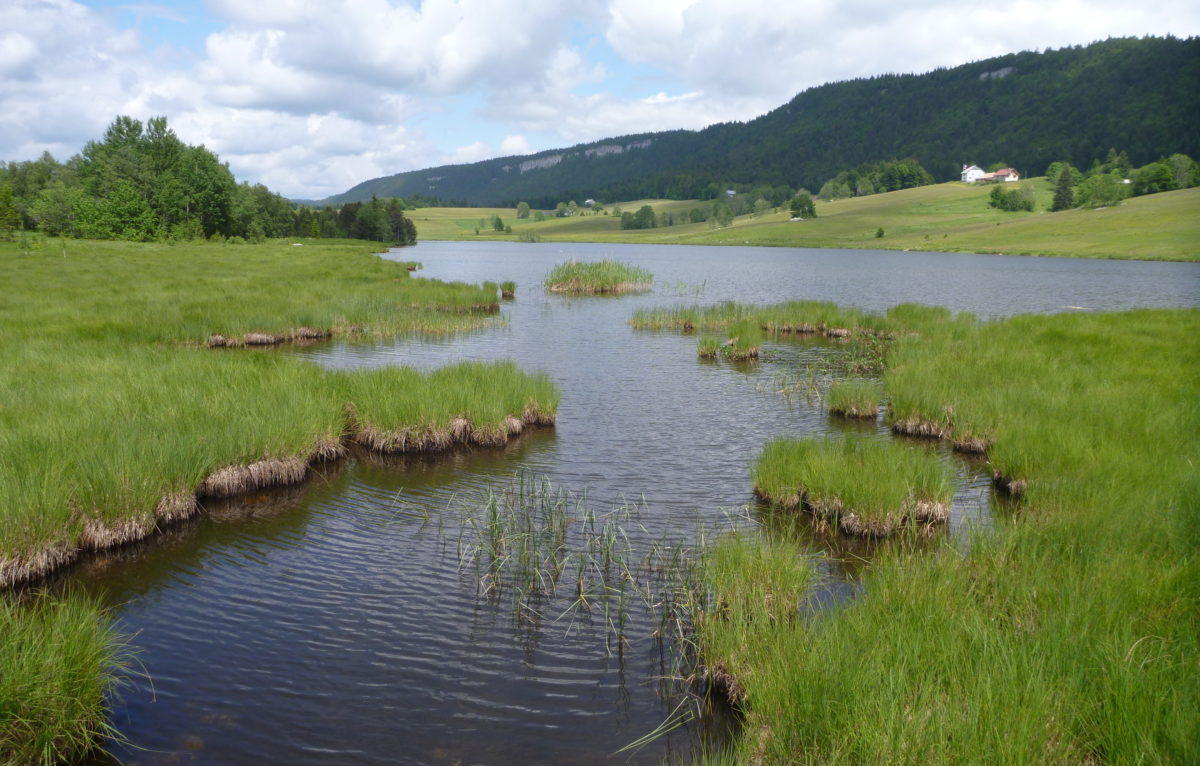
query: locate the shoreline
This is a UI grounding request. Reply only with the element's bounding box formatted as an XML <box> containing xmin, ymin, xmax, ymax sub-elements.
<box><xmin>1</xmin><ymin>409</ymin><xmax>556</xmax><ymax>590</ymax></box>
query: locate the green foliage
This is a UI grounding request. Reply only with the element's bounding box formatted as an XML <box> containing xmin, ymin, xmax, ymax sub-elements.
<box><xmin>1076</xmin><ymin>172</ymin><xmax>1129</xmax><ymax>208</ymax></box>
<box><xmin>875</xmin><ymin>226</ymin><xmax>885</xmax><ymax>238</ymax></box>
<box><xmin>1044</xmin><ymin>160</ymin><xmax>1083</xmax><ymax>186</ymax></box>
<box><xmin>1165</xmin><ymin>153</ymin><xmax>1199</xmax><ymax>189</ymax></box>
<box><xmin>619</xmin><ymin>204</ymin><xmax>656</xmax><ymax>230</ymax></box>
<box><xmin>818</xmin><ymin>179</ymin><xmax>852</xmax><ymax>200</ymax></box>
<box><xmin>987</xmin><ymin>183</ymin><xmax>1035</xmax><ymax>212</ymax></box>
<box><xmin>1050</xmin><ymin>166</ymin><xmax>1076</xmax><ymax>211</ymax></box>
<box><xmin>789</xmin><ymin>192</ymin><xmax>816</xmax><ymax>218</ymax></box>
<box><xmin>0</xmin><ymin>184</ymin><xmax>18</xmax><ymax>239</ymax></box>
<box><xmin>516</xmin><ymin>201</ymin><xmax>530</xmax><ymax>218</ymax></box>
<box><xmin>820</xmin><ymin>158</ymin><xmax>934</xmax><ymax>200</ymax></box>
<box><xmin>1131</xmin><ymin>160</ymin><xmax>1177</xmax><ymax>196</ymax></box>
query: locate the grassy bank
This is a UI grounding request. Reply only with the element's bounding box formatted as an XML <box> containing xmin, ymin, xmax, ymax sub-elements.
<box><xmin>411</xmin><ymin>184</ymin><xmax>1200</xmax><ymax>262</ymax></box>
<box><xmin>699</xmin><ymin>308</ymin><xmax>1199</xmax><ymax>763</ymax></box>
<box><xmin>544</xmin><ymin>258</ymin><xmax>652</xmax><ymax>294</ymax></box>
<box><xmin>0</xmin><ymin>238</ymin><xmax>559</xmax><ymax>761</ymax></box>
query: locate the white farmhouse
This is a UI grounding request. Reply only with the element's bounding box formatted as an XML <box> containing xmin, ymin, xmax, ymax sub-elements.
<box><xmin>961</xmin><ymin>164</ymin><xmax>985</xmax><ymax>183</ymax></box>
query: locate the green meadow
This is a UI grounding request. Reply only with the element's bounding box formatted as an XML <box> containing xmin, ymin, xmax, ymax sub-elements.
<box><xmin>0</xmin><ymin>238</ymin><xmax>559</xmax><ymax>764</ymax></box>
<box><xmin>411</xmin><ymin>183</ymin><xmax>1199</xmax><ymax>262</ymax></box>
<box><xmin>695</xmin><ymin>307</ymin><xmax>1200</xmax><ymax>763</ymax></box>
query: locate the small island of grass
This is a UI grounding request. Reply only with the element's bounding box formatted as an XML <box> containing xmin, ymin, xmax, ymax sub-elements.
<box><xmin>544</xmin><ymin>259</ymin><xmax>652</xmax><ymax>294</ymax></box>
<box><xmin>752</xmin><ymin>435</ymin><xmax>953</xmax><ymax>537</ymax></box>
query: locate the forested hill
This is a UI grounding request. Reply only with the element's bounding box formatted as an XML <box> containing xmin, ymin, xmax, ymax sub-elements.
<box><xmin>321</xmin><ymin>36</ymin><xmax>1199</xmax><ymax>207</ymax></box>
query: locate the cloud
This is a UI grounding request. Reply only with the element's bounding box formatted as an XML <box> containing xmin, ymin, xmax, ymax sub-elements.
<box><xmin>1</xmin><ymin>0</ymin><xmax>1197</xmax><ymax>199</ymax></box>
<box><xmin>499</xmin><ymin>135</ymin><xmax>531</xmax><ymax>155</ymax></box>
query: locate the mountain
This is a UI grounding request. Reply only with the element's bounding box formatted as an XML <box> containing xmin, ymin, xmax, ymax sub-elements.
<box><xmin>318</xmin><ymin>36</ymin><xmax>1200</xmax><ymax>208</ymax></box>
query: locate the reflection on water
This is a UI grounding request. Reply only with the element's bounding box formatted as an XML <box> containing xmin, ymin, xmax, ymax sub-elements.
<box><xmin>67</xmin><ymin>242</ymin><xmax>1199</xmax><ymax>764</ymax></box>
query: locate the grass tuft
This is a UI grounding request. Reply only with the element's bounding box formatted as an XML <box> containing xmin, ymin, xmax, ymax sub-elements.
<box><xmin>545</xmin><ymin>259</ymin><xmax>652</xmax><ymax>294</ymax></box>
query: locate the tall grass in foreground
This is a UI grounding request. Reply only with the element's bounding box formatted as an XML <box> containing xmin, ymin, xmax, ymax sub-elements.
<box><xmin>544</xmin><ymin>259</ymin><xmax>653</xmax><ymax>294</ymax></box>
<box><xmin>708</xmin><ymin>308</ymin><xmax>1200</xmax><ymax>763</ymax></box>
<box><xmin>0</xmin><ymin>592</ymin><xmax>131</xmax><ymax>765</ymax></box>
<box><xmin>752</xmin><ymin>436</ymin><xmax>952</xmax><ymax>537</ymax></box>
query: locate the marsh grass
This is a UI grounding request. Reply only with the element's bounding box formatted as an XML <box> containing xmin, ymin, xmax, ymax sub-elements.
<box><xmin>0</xmin><ymin>591</ymin><xmax>132</xmax><ymax>765</ymax></box>
<box><xmin>545</xmin><ymin>259</ymin><xmax>653</xmax><ymax>294</ymax></box>
<box><xmin>827</xmin><ymin>380</ymin><xmax>883</xmax><ymax>419</ymax></box>
<box><xmin>500</xmin><ymin>280</ymin><xmax>516</xmax><ymax>299</ymax></box>
<box><xmin>0</xmin><ymin>238</ymin><xmax>555</xmax><ymax>759</ymax></box>
<box><xmin>704</xmin><ymin>308</ymin><xmax>1200</xmax><ymax>763</ymax></box>
<box><xmin>443</xmin><ymin>473</ymin><xmax>711</xmax><ymax>660</ymax></box>
<box><xmin>753</xmin><ymin>436</ymin><xmax>953</xmax><ymax>537</ymax></box>
<box><xmin>697</xmin><ymin>336</ymin><xmax>721</xmax><ymax>359</ymax></box>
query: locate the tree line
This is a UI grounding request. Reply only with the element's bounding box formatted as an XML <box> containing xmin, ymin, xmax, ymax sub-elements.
<box><xmin>0</xmin><ymin>116</ymin><xmax>416</xmax><ymax>245</ymax></box>
<box><xmin>313</xmin><ymin>37</ymin><xmax>1198</xmax><ymax>209</ymax></box>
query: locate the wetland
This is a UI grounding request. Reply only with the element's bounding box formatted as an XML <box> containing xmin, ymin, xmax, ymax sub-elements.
<box><xmin>4</xmin><ymin>239</ymin><xmax>1199</xmax><ymax>764</ymax></box>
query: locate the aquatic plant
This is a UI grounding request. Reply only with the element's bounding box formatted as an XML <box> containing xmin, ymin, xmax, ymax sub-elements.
<box><xmin>753</xmin><ymin>436</ymin><xmax>953</xmax><ymax>537</ymax></box>
<box><xmin>500</xmin><ymin>280</ymin><xmax>516</xmax><ymax>298</ymax></box>
<box><xmin>697</xmin><ymin>335</ymin><xmax>721</xmax><ymax>359</ymax></box>
<box><xmin>0</xmin><ymin>237</ymin><xmax>556</xmax><ymax>760</ymax></box>
<box><xmin>0</xmin><ymin>591</ymin><xmax>133</xmax><ymax>765</ymax></box>
<box><xmin>545</xmin><ymin>259</ymin><xmax>653</xmax><ymax>294</ymax></box>
<box><xmin>704</xmin><ymin>308</ymin><xmax>1200</xmax><ymax>763</ymax></box>
<box><xmin>827</xmin><ymin>379</ymin><xmax>883</xmax><ymax>419</ymax></box>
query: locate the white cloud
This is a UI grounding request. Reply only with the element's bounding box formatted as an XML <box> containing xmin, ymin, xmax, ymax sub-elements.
<box><xmin>499</xmin><ymin>135</ymin><xmax>531</xmax><ymax>155</ymax></box>
<box><xmin>1</xmin><ymin>0</ymin><xmax>1197</xmax><ymax>199</ymax></box>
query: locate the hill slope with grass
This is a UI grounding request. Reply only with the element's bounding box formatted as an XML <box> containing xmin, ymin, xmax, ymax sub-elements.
<box><xmin>410</xmin><ymin>182</ymin><xmax>1200</xmax><ymax>262</ymax></box>
<box><xmin>321</xmin><ymin>36</ymin><xmax>1199</xmax><ymax>207</ymax></box>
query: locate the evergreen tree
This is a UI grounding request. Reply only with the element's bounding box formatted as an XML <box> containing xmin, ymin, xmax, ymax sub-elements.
<box><xmin>1051</xmin><ymin>167</ymin><xmax>1075</xmax><ymax>211</ymax></box>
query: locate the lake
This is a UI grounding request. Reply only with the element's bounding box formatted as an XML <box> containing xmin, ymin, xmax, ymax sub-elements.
<box><xmin>75</xmin><ymin>243</ymin><xmax>1200</xmax><ymax>765</ymax></box>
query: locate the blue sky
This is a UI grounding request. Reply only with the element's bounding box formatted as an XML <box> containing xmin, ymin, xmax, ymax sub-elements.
<box><xmin>6</xmin><ymin>1</ymin><xmax>1198</xmax><ymax>199</ymax></box>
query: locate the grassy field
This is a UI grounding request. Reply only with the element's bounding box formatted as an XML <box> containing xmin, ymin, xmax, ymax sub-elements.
<box><xmin>696</xmin><ymin>308</ymin><xmax>1200</xmax><ymax>763</ymax></box>
<box><xmin>411</xmin><ymin>183</ymin><xmax>1200</xmax><ymax>261</ymax></box>
<box><xmin>0</xmin><ymin>238</ymin><xmax>559</xmax><ymax>763</ymax></box>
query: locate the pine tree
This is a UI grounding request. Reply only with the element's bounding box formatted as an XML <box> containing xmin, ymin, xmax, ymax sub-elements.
<box><xmin>1051</xmin><ymin>167</ymin><xmax>1075</xmax><ymax>211</ymax></box>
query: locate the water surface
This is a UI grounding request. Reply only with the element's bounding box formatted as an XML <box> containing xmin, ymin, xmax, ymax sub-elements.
<box><xmin>75</xmin><ymin>242</ymin><xmax>1200</xmax><ymax>765</ymax></box>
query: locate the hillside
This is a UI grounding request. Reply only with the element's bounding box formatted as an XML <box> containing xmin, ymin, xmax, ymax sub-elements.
<box><xmin>407</xmin><ymin>182</ymin><xmax>1200</xmax><ymax>262</ymax></box>
<box><xmin>322</xmin><ymin>36</ymin><xmax>1199</xmax><ymax>208</ymax></box>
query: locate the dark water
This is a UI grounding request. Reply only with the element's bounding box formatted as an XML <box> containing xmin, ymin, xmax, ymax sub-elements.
<box><xmin>72</xmin><ymin>243</ymin><xmax>1200</xmax><ymax>765</ymax></box>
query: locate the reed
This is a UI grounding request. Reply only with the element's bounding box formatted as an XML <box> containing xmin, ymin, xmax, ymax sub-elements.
<box><xmin>544</xmin><ymin>259</ymin><xmax>653</xmax><ymax>294</ymax></box>
<box><xmin>697</xmin><ymin>335</ymin><xmax>721</xmax><ymax>358</ymax></box>
<box><xmin>752</xmin><ymin>436</ymin><xmax>953</xmax><ymax>537</ymax></box>
<box><xmin>0</xmin><ymin>591</ymin><xmax>132</xmax><ymax>765</ymax></box>
<box><xmin>631</xmin><ymin>300</ymin><xmax>972</xmax><ymax>340</ymax></box>
<box><xmin>827</xmin><ymin>379</ymin><xmax>883</xmax><ymax>419</ymax></box>
<box><xmin>702</xmin><ymin>308</ymin><xmax>1200</xmax><ymax>763</ymax></box>
<box><xmin>500</xmin><ymin>280</ymin><xmax>516</xmax><ymax>299</ymax></box>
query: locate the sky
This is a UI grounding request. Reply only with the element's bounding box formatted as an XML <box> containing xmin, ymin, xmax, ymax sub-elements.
<box><xmin>3</xmin><ymin>1</ymin><xmax>1197</xmax><ymax>199</ymax></box>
